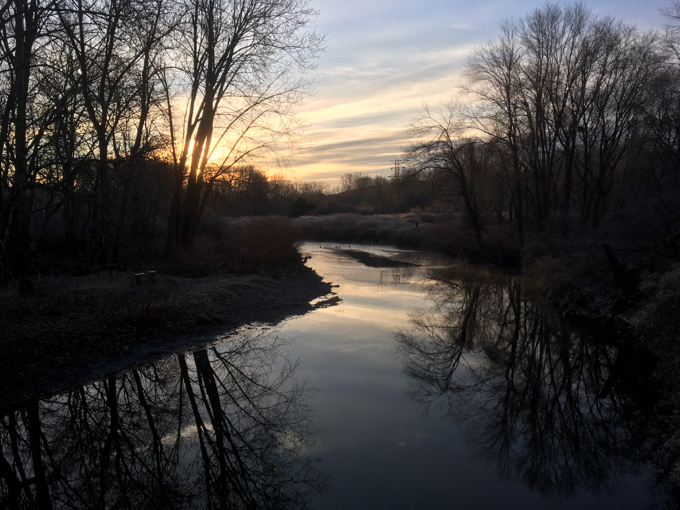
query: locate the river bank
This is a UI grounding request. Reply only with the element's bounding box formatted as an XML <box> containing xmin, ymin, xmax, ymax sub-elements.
<box><xmin>0</xmin><ymin>262</ymin><xmax>334</xmax><ymax>412</ymax></box>
<box><xmin>294</xmin><ymin>213</ymin><xmax>680</xmax><ymax>337</ymax></box>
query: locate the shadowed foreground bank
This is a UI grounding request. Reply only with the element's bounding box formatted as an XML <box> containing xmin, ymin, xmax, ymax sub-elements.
<box><xmin>0</xmin><ymin>331</ymin><xmax>328</xmax><ymax>509</ymax></box>
<box><xmin>0</xmin><ymin>262</ymin><xmax>333</xmax><ymax>413</ymax></box>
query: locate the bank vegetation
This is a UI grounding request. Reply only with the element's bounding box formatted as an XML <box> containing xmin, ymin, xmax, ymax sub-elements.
<box><xmin>2</xmin><ymin>0</ymin><xmax>680</xmax><ymax>394</ymax></box>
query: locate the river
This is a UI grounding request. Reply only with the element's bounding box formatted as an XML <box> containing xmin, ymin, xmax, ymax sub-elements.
<box><xmin>0</xmin><ymin>242</ymin><xmax>668</xmax><ymax>508</ymax></box>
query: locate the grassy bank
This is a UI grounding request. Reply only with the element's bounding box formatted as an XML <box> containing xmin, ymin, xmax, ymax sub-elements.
<box><xmin>0</xmin><ymin>265</ymin><xmax>332</xmax><ymax>412</ymax></box>
<box><xmin>294</xmin><ymin>213</ymin><xmax>522</xmax><ymax>265</ymax></box>
<box><xmin>0</xmin><ymin>216</ymin><xmax>333</xmax><ymax>412</ymax></box>
<box><xmin>294</xmin><ymin>212</ymin><xmax>679</xmax><ymax>332</ymax></box>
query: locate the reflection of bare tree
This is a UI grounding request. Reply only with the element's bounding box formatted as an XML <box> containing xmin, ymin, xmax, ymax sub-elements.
<box><xmin>396</xmin><ymin>269</ymin><xmax>503</xmax><ymax>406</ymax></box>
<box><xmin>377</xmin><ymin>267</ymin><xmax>416</xmax><ymax>289</ymax></box>
<box><xmin>396</xmin><ymin>268</ymin><xmax>658</xmax><ymax>499</ymax></box>
<box><xmin>0</xmin><ymin>331</ymin><xmax>325</xmax><ymax>509</ymax></box>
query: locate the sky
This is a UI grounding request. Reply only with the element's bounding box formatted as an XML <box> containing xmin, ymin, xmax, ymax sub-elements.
<box><xmin>283</xmin><ymin>0</ymin><xmax>669</xmax><ymax>187</ymax></box>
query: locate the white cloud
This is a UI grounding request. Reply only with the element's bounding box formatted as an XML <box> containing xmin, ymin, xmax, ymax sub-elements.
<box><xmin>284</xmin><ymin>0</ymin><xmax>667</xmax><ymax>185</ymax></box>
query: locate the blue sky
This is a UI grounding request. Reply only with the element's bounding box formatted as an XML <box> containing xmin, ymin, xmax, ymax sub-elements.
<box><xmin>286</xmin><ymin>0</ymin><xmax>667</xmax><ymax>186</ymax></box>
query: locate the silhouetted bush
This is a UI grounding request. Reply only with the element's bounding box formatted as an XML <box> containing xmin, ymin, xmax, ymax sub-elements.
<box><xmin>224</xmin><ymin>216</ymin><xmax>303</xmax><ymax>273</ymax></box>
<box><xmin>163</xmin><ymin>216</ymin><xmax>303</xmax><ymax>277</ymax></box>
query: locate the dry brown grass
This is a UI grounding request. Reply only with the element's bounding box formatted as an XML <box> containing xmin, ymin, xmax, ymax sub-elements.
<box><xmin>294</xmin><ymin>213</ymin><xmax>523</xmax><ymax>266</ymax></box>
<box><xmin>294</xmin><ymin>213</ymin><xmax>425</xmax><ymax>248</ymax></box>
<box><xmin>0</xmin><ymin>262</ymin><xmax>331</xmax><ymax>412</ymax></box>
<box><xmin>223</xmin><ymin>215</ymin><xmax>303</xmax><ymax>273</ymax></box>
<box><xmin>294</xmin><ymin>212</ymin><xmax>466</xmax><ymax>254</ymax></box>
<box><xmin>164</xmin><ymin>215</ymin><xmax>304</xmax><ymax>277</ymax></box>
<box><xmin>632</xmin><ymin>264</ymin><xmax>680</xmax><ymax>346</ymax></box>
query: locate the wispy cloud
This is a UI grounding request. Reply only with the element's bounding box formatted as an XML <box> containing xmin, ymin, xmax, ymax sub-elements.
<box><xmin>291</xmin><ymin>130</ymin><xmax>408</xmax><ymax>182</ymax></box>
<box><xmin>285</xmin><ymin>0</ymin><xmax>666</xmax><ymax>186</ymax></box>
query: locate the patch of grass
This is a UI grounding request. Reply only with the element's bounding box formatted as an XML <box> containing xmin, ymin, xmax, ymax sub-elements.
<box><xmin>294</xmin><ymin>213</ymin><xmax>440</xmax><ymax>250</ymax></box>
<box><xmin>165</xmin><ymin>215</ymin><xmax>304</xmax><ymax>277</ymax></box>
<box><xmin>0</xmin><ymin>264</ymin><xmax>332</xmax><ymax>412</ymax></box>
<box><xmin>294</xmin><ymin>213</ymin><xmax>521</xmax><ymax>266</ymax></box>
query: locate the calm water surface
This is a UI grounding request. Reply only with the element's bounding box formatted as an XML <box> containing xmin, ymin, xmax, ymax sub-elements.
<box><xmin>0</xmin><ymin>243</ymin><xmax>666</xmax><ymax>508</ymax></box>
<box><xmin>289</xmin><ymin>243</ymin><xmax>659</xmax><ymax>510</ymax></box>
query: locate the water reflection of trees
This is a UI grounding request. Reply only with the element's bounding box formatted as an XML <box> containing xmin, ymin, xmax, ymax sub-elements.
<box><xmin>378</xmin><ymin>267</ymin><xmax>416</xmax><ymax>289</ymax></box>
<box><xmin>396</xmin><ymin>268</ymin><xmax>659</xmax><ymax>500</ymax></box>
<box><xmin>0</xmin><ymin>331</ymin><xmax>326</xmax><ymax>509</ymax></box>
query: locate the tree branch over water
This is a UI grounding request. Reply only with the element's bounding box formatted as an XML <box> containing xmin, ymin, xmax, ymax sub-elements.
<box><xmin>0</xmin><ymin>329</ymin><xmax>327</xmax><ymax>508</ymax></box>
<box><xmin>396</xmin><ymin>269</ymin><xmax>661</xmax><ymax>499</ymax></box>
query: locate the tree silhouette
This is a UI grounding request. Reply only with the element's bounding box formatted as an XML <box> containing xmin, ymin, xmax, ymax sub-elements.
<box><xmin>396</xmin><ymin>268</ymin><xmax>661</xmax><ymax>499</ymax></box>
<box><xmin>0</xmin><ymin>330</ymin><xmax>326</xmax><ymax>508</ymax></box>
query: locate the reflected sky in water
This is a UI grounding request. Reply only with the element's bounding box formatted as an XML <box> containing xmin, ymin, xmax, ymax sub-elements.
<box><xmin>0</xmin><ymin>243</ymin><xmax>664</xmax><ymax>509</ymax></box>
<box><xmin>281</xmin><ymin>243</ymin><xmax>658</xmax><ymax>510</ymax></box>
<box><xmin>0</xmin><ymin>329</ymin><xmax>325</xmax><ymax>509</ymax></box>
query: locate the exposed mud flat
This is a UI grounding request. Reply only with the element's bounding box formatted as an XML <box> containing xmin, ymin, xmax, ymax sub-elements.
<box><xmin>328</xmin><ymin>246</ymin><xmax>421</xmax><ymax>268</ymax></box>
<box><xmin>0</xmin><ymin>263</ymin><xmax>334</xmax><ymax>412</ymax></box>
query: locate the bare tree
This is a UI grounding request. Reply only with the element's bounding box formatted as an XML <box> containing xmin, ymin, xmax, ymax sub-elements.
<box><xmin>463</xmin><ymin>3</ymin><xmax>664</xmax><ymax>234</ymax></box>
<box><xmin>662</xmin><ymin>0</ymin><xmax>680</xmax><ymax>61</ymax></box>
<box><xmin>163</xmin><ymin>0</ymin><xmax>322</xmax><ymax>250</ymax></box>
<box><xmin>404</xmin><ymin>103</ymin><xmax>488</xmax><ymax>246</ymax></box>
<box><xmin>57</xmin><ymin>0</ymin><xmax>174</xmax><ymax>264</ymax></box>
<box><xmin>465</xmin><ymin>20</ymin><xmax>526</xmax><ymax>243</ymax></box>
<box><xmin>650</xmin><ymin>1</ymin><xmax>680</xmax><ymax>176</ymax></box>
<box><xmin>368</xmin><ymin>175</ymin><xmax>394</xmax><ymax>214</ymax></box>
<box><xmin>0</xmin><ymin>0</ymin><xmax>59</xmax><ymax>283</ymax></box>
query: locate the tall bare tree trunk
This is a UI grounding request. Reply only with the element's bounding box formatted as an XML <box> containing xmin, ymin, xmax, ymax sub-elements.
<box><xmin>2</xmin><ymin>0</ymin><xmax>39</xmax><ymax>284</ymax></box>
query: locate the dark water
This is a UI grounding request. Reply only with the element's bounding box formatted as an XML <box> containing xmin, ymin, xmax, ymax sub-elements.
<box><xmin>0</xmin><ymin>243</ymin><xmax>674</xmax><ymax>508</ymax></box>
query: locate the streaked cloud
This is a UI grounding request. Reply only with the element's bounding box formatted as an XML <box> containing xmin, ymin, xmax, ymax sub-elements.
<box><xmin>284</xmin><ymin>0</ymin><xmax>667</xmax><ymax>186</ymax></box>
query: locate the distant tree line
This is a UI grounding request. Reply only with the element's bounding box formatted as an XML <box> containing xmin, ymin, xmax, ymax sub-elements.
<box><xmin>208</xmin><ymin>165</ymin><xmax>328</xmax><ymax>218</ymax></box>
<box><xmin>6</xmin><ymin>0</ymin><xmax>680</xmax><ymax>283</ymax></box>
<box><xmin>0</xmin><ymin>0</ymin><xmax>322</xmax><ymax>282</ymax></box>
<box><xmin>400</xmin><ymin>2</ymin><xmax>680</xmax><ymax>253</ymax></box>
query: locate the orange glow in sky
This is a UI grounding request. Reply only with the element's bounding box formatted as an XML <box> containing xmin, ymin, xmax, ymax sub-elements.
<box><xmin>278</xmin><ymin>0</ymin><xmax>665</xmax><ymax>187</ymax></box>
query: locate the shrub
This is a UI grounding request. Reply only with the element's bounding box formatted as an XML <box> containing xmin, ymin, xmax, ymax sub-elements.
<box><xmin>633</xmin><ymin>263</ymin><xmax>680</xmax><ymax>347</ymax></box>
<box><xmin>164</xmin><ymin>216</ymin><xmax>303</xmax><ymax>276</ymax></box>
<box><xmin>224</xmin><ymin>216</ymin><xmax>303</xmax><ymax>273</ymax></box>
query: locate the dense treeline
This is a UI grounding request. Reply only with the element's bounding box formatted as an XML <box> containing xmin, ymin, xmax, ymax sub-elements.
<box><xmin>297</xmin><ymin>2</ymin><xmax>680</xmax><ymax>262</ymax></box>
<box><xmin>0</xmin><ymin>0</ymin><xmax>322</xmax><ymax>284</ymax></box>
<box><xmin>5</xmin><ymin>0</ymin><xmax>680</xmax><ymax>285</ymax></box>
<box><xmin>399</xmin><ymin>2</ymin><xmax>680</xmax><ymax>258</ymax></box>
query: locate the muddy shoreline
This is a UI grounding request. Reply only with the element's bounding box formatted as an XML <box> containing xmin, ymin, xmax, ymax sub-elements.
<box><xmin>0</xmin><ymin>263</ymin><xmax>334</xmax><ymax>413</ymax></box>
